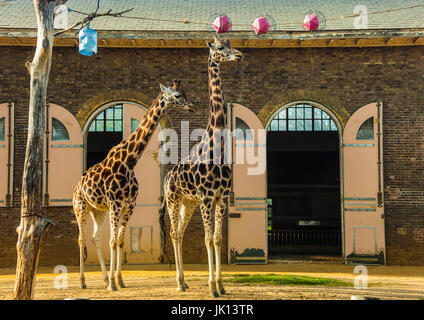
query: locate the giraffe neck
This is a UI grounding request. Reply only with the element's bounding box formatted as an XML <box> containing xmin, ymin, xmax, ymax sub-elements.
<box><xmin>193</xmin><ymin>56</ymin><xmax>227</xmax><ymax>164</ymax></box>
<box><xmin>207</xmin><ymin>56</ymin><xmax>226</xmax><ymax>131</ymax></box>
<box><xmin>119</xmin><ymin>95</ymin><xmax>165</xmax><ymax>170</ymax></box>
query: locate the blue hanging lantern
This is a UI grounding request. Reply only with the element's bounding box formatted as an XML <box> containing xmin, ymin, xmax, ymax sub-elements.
<box><xmin>79</xmin><ymin>24</ymin><xmax>97</xmax><ymax>56</ymax></box>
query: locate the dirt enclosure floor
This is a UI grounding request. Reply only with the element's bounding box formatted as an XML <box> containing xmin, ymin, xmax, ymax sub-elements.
<box><xmin>1</xmin><ymin>263</ymin><xmax>424</xmax><ymax>300</ymax></box>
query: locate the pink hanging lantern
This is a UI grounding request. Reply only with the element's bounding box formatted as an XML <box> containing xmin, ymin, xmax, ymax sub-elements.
<box><xmin>303</xmin><ymin>14</ymin><xmax>320</xmax><ymax>31</ymax></box>
<box><xmin>213</xmin><ymin>16</ymin><xmax>231</xmax><ymax>34</ymax></box>
<box><xmin>252</xmin><ymin>17</ymin><xmax>270</xmax><ymax>35</ymax></box>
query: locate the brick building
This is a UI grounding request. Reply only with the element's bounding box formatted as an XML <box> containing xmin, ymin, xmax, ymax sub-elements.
<box><xmin>0</xmin><ymin>0</ymin><xmax>423</xmax><ymax>267</ymax></box>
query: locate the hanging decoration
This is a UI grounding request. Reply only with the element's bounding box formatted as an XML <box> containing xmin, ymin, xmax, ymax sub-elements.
<box><xmin>252</xmin><ymin>17</ymin><xmax>270</xmax><ymax>35</ymax></box>
<box><xmin>78</xmin><ymin>24</ymin><xmax>97</xmax><ymax>56</ymax></box>
<box><xmin>212</xmin><ymin>15</ymin><xmax>232</xmax><ymax>34</ymax></box>
<box><xmin>302</xmin><ymin>14</ymin><xmax>320</xmax><ymax>31</ymax></box>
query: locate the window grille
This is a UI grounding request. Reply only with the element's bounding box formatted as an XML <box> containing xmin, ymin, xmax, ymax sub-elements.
<box><xmin>356</xmin><ymin>117</ymin><xmax>374</xmax><ymax>140</ymax></box>
<box><xmin>0</xmin><ymin>117</ymin><xmax>5</xmax><ymax>141</ymax></box>
<box><xmin>268</xmin><ymin>104</ymin><xmax>337</xmax><ymax>132</ymax></box>
<box><xmin>235</xmin><ymin>117</ymin><xmax>253</xmax><ymax>140</ymax></box>
<box><xmin>52</xmin><ymin>118</ymin><xmax>70</xmax><ymax>141</ymax></box>
<box><xmin>89</xmin><ymin>104</ymin><xmax>123</xmax><ymax>132</ymax></box>
<box><xmin>131</xmin><ymin>118</ymin><xmax>140</xmax><ymax>133</ymax></box>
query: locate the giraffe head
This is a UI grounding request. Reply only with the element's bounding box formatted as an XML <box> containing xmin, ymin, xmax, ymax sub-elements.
<box><xmin>159</xmin><ymin>80</ymin><xmax>197</xmax><ymax>113</ymax></box>
<box><xmin>206</xmin><ymin>35</ymin><xmax>243</xmax><ymax>63</ymax></box>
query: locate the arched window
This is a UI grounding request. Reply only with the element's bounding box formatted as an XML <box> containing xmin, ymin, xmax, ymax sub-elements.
<box><xmin>88</xmin><ymin>104</ymin><xmax>123</xmax><ymax>132</ymax></box>
<box><xmin>356</xmin><ymin>117</ymin><xmax>374</xmax><ymax>140</ymax></box>
<box><xmin>268</xmin><ymin>104</ymin><xmax>338</xmax><ymax>132</ymax></box>
<box><xmin>0</xmin><ymin>117</ymin><xmax>5</xmax><ymax>141</ymax></box>
<box><xmin>131</xmin><ymin>118</ymin><xmax>140</xmax><ymax>133</ymax></box>
<box><xmin>52</xmin><ymin>118</ymin><xmax>70</xmax><ymax>141</ymax></box>
<box><xmin>235</xmin><ymin>117</ymin><xmax>253</xmax><ymax>140</ymax></box>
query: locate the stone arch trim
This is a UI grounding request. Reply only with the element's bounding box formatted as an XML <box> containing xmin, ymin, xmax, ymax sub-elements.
<box><xmin>76</xmin><ymin>89</ymin><xmax>173</xmax><ymax>130</ymax></box>
<box><xmin>257</xmin><ymin>89</ymin><xmax>351</xmax><ymax>129</ymax></box>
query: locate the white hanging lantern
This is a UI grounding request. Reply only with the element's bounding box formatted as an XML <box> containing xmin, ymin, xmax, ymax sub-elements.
<box><xmin>54</xmin><ymin>5</ymin><xmax>69</xmax><ymax>29</ymax></box>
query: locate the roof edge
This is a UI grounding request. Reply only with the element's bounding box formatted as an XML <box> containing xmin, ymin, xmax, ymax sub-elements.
<box><xmin>0</xmin><ymin>28</ymin><xmax>423</xmax><ymax>48</ymax></box>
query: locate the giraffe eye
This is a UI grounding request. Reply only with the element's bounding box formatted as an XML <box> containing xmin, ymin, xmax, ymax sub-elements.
<box><xmin>217</xmin><ymin>46</ymin><xmax>224</xmax><ymax>50</ymax></box>
<box><xmin>175</xmin><ymin>94</ymin><xmax>181</xmax><ymax>98</ymax></box>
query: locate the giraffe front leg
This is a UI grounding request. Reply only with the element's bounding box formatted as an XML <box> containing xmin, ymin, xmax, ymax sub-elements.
<box><xmin>178</xmin><ymin>198</ymin><xmax>197</xmax><ymax>290</ymax></box>
<box><xmin>107</xmin><ymin>214</ymin><xmax>119</xmax><ymax>291</ymax></box>
<box><xmin>167</xmin><ymin>196</ymin><xmax>185</xmax><ymax>291</ymax></box>
<box><xmin>74</xmin><ymin>201</ymin><xmax>88</xmax><ymax>289</ymax></box>
<box><xmin>200</xmin><ymin>198</ymin><xmax>218</xmax><ymax>297</ymax></box>
<box><xmin>214</xmin><ymin>202</ymin><xmax>227</xmax><ymax>295</ymax></box>
<box><xmin>78</xmin><ymin>236</ymin><xmax>87</xmax><ymax>289</ymax></box>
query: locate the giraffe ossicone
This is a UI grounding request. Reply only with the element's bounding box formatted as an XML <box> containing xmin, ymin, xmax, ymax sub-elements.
<box><xmin>163</xmin><ymin>35</ymin><xmax>243</xmax><ymax>297</ymax></box>
<box><xmin>72</xmin><ymin>80</ymin><xmax>197</xmax><ymax>291</ymax></box>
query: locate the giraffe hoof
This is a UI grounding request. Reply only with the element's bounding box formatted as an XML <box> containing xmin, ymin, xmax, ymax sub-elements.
<box><xmin>107</xmin><ymin>284</ymin><xmax>118</xmax><ymax>291</ymax></box>
<box><xmin>118</xmin><ymin>281</ymin><xmax>126</xmax><ymax>289</ymax></box>
<box><xmin>80</xmin><ymin>284</ymin><xmax>87</xmax><ymax>289</ymax></box>
<box><xmin>183</xmin><ymin>283</ymin><xmax>189</xmax><ymax>290</ymax></box>
<box><xmin>210</xmin><ymin>290</ymin><xmax>219</xmax><ymax>298</ymax></box>
<box><xmin>219</xmin><ymin>288</ymin><xmax>226</xmax><ymax>295</ymax></box>
<box><xmin>176</xmin><ymin>287</ymin><xmax>186</xmax><ymax>292</ymax></box>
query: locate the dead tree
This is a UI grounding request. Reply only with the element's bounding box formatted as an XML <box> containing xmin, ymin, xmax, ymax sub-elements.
<box><xmin>13</xmin><ymin>0</ymin><xmax>68</xmax><ymax>300</ymax></box>
<box><xmin>13</xmin><ymin>0</ymin><xmax>133</xmax><ymax>300</ymax></box>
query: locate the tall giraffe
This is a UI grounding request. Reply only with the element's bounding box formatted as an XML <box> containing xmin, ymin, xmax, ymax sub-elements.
<box><xmin>73</xmin><ymin>80</ymin><xmax>196</xmax><ymax>291</ymax></box>
<box><xmin>162</xmin><ymin>35</ymin><xmax>243</xmax><ymax>297</ymax></box>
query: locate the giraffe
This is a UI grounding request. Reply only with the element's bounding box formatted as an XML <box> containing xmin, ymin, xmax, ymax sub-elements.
<box><xmin>162</xmin><ymin>35</ymin><xmax>243</xmax><ymax>297</ymax></box>
<box><xmin>73</xmin><ymin>80</ymin><xmax>196</xmax><ymax>291</ymax></box>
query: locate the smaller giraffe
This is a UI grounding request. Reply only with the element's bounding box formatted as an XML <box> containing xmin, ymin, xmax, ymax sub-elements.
<box><xmin>73</xmin><ymin>80</ymin><xmax>196</xmax><ymax>291</ymax></box>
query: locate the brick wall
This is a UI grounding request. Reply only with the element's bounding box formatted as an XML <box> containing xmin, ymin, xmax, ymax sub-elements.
<box><xmin>0</xmin><ymin>45</ymin><xmax>423</xmax><ymax>266</ymax></box>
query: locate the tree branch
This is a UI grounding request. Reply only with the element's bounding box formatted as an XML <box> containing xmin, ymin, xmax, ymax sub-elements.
<box><xmin>54</xmin><ymin>7</ymin><xmax>134</xmax><ymax>36</ymax></box>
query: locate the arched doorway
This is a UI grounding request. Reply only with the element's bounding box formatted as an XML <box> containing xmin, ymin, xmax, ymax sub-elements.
<box><xmin>265</xmin><ymin>102</ymin><xmax>343</xmax><ymax>260</ymax></box>
<box><xmin>86</xmin><ymin>104</ymin><xmax>123</xmax><ymax>169</ymax></box>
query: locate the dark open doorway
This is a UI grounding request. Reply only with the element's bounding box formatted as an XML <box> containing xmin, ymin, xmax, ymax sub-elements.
<box><xmin>267</xmin><ymin>104</ymin><xmax>342</xmax><ymax>259</ymax></box>
<box><xmin>86</xmin><ymin>104</ymin><xmax>123</xmax><ymax>169</ymax></box>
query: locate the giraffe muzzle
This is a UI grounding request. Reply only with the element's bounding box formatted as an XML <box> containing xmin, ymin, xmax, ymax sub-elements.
<box><xmin>233</xmin><ymin>54</ymin><xmax>243</xmax><ymax>62</ymax></box>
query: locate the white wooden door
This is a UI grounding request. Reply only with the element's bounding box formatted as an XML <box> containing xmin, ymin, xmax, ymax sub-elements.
<box><xmin>228</xmin><ymin>103</ymin><xmax>267</xmax><ymax>264</ymax></box>
<box><xmin>343</xmin><ymin>102</ymin><xmax>385</xmax><ymax>265</ymax></box>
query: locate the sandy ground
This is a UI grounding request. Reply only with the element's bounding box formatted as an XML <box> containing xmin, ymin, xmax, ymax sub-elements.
<box><xmin>1</xmin><ymin>263</ymin><xmax>424</xmax><ymax>300</ymax></box>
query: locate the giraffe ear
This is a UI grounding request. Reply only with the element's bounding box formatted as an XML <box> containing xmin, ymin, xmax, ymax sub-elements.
<box><xmin>205</xmin><ymin>40</ymin><xmax>213</xmax><ymax>48</ymax></box>
<box><xmin>159</xmin><ymin>83</ymin><xmax>167</xmax><ymax>93</ymax></box>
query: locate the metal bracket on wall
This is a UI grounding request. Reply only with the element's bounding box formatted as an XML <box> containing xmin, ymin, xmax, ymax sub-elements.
<box><xmin>5</xmin><ymin>194</ymin><xmax>11</xmax><ymax>207</ymax></box>
<box><xmin>229</xmin><ymin>191</ymin><xmax>235</xmax><ymax>206</ymax></box>
<box><xmin>44</xmin><ymin>193</ymin><xmax>49</xmax><ymax>206</ymax></box>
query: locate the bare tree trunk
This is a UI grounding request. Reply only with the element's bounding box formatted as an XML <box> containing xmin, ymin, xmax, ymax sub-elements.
<box><xmin>13</xmin><ymin>0</ymin><xmax>66</xmax><ymax>300</ymax></box>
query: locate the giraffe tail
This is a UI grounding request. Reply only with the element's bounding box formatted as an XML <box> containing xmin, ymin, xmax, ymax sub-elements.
<box><xmin>159</xmin><ymin>197</ymin><xmax>172</xmax><ymax>270</ymax></box>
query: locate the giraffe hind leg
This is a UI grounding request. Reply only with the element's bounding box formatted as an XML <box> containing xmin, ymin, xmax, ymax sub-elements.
<box><xmin>214</xmin><ymin>200</ymin><xmax>227</xmax><ymax>295</ymax></box>
<box><xmin>116</xmin><ymin>205</ymin><xmax>133</xmax><ymax>289</ymax></box>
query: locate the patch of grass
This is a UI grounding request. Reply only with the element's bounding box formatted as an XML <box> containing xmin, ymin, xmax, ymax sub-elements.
<box><xmin>225</xmin><ymin>274</ymin><xmax>351</xmax><ymax>287</ymax></box>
